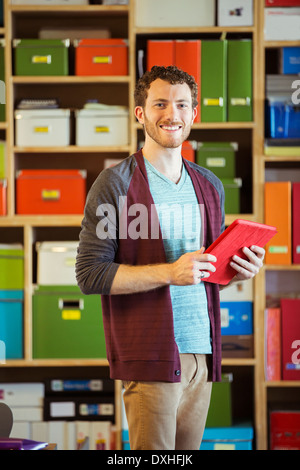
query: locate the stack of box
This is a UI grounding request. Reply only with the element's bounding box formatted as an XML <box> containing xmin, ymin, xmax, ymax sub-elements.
<box><xmin>201</xmin><ymin>422</ymin><xmax>254</xmax><ymax>450</ymax></box>
<box><xmin>0</xmin><ymin>244</ymin><xmax>24</xmax><ymax>359</ymax></box>
<box><xmin>32</xmin><ymin>241</ymin><xmax>107</xmax><ymax>360</ymax></box>
<box><xmin>196</xmin><ymin>142</ymin><xmax>242</xmax><ymax>214</ymax></box>
<box><xmin>146</xmin><ymin>39</ymin><xmax>252</xmax><ymax>123</ymax></box>
<box><xmin>220</xmin><ymin>279</ymin><xmax>254</xmax><ymax>358</ymax></box>
<box><xmin>265</xmin><ymin>182</ymin><xmax>300</xmax><ymax>265</ymax></box>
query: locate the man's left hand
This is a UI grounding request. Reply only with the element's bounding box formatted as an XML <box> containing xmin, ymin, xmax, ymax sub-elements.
<box><xmin>229</xmin><ymin>245</ymin><xmax>265</xmax><ymax>281</ymax></box>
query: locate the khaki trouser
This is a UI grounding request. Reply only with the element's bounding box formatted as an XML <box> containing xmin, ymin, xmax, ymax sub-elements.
<box><xmin>122</xmin><ymin>354</ymin><xmax>212</xmax><ymax>450</ymax></box>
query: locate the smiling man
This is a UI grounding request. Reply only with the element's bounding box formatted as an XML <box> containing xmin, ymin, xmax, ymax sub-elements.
<box><xmin>76</xmin><ymin>66</ymin><xmax>265</xmax><ymax>450</ymax></box>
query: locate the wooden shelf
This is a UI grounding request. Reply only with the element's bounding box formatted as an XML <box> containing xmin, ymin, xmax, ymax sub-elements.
<box><xmin>135</xmin><ymin>26</ymin><xmax>255</xmax><ymax>35</ymax></box>
<box><xmin>0</xmin><ymin>358</ymin><xmax>109</xmax><ymax>367</ymax></box>
<box><xmin>9</xmin><ymin>4</ymin><xmax>129</xmax><ymax>14</ymax></box>
<box><xmin>0</xmin><ymin>215</ymin><xmax>83</xmax><ymax>227</ymax></box>
<box><xmin>265</xmin><ymin>381</ymin><xmax>300</xmax><ymax>388</ymax></box>
<box><xmin>13</xmin><ymin>145</ymin><xmax>131</xmax><ymax>153</ymax></box>
<box><xmin>264</xmin><ymin>40</ymin><xmax>300</xmax><ymax>48</ymax></box>
<box><xmin>12</xmin><ymin>76</ymin><xmax>131</xmax><ymax>84</ymax></box>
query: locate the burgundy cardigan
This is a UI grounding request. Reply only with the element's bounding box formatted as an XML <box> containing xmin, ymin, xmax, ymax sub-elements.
<box><xmin>76</xmin><ymin>150</ymin><xmax>225</xmax><ymax>382</ymax></box>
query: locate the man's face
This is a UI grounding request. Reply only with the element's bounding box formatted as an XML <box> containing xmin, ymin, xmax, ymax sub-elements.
<box><xmin>135</xmin><ymin>79</ymin><xmax>197</xmax><ymax>149</ymax></box>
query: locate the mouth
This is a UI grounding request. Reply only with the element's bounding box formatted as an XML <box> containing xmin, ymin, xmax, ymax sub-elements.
<box><xmin>159</xmin><ymin>123</ymin><xmax>183</xmax><ymax>132</ymax></box>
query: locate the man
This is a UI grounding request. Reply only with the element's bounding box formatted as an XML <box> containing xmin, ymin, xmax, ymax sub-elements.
<box><xmin>76</xmin><ymin>66</ymin><xmax>264</xmax><ymax>450</ymax></box>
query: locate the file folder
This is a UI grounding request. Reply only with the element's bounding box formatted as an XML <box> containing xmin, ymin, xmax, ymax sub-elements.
<box><xmin>293</xmin><ymin>182</ymin><xmax>300</xmax><ymax>264</ymax></box>
<box><xmin>227</xmin><ymin>40</ymin><xmax>252</xmax><ymax>122</ymax></box>
<box><xmin>265</xmin><ymin>182</ymin><xmax>292</xmax><ymax>265</ymax></box>
<box><xmin>201</xmin><ymin>40</ymin><xmax>227</xmax><ymax>122</ymax></box>
<box><xmin>175</xmin><ymin>40</ymin><xmax>201</xmax><ymax>122</ymax></box>
<box><xmin>203</xmin><ymin>219</ymin><xmax>277</xmax><ymax>285</ymax></box>
<box><xmin>147</xmin><ymin>40</ymin><xmax>174</xmax><ymax>70</ymax></box>
<box><xmin>281</xmin><ymin>298</ymin><xmax>300</xmax><ymax>381</ymax></box>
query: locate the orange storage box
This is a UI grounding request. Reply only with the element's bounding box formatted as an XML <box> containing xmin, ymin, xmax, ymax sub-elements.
<box><xmin>0</xmin><ymin>179</ymin><xmax>7</xmax><ymax>216</ymax></box>
<box><xmin>75</xmin><ymin>38</ymin><xmax>128</xmax><ymax>76</ymax></box>
<box><xmin>16</xmin><ymin>169</ymin><xmax>86</xmax><ymax>215</ymax></box>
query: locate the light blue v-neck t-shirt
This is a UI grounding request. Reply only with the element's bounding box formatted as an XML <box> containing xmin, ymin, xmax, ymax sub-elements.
<box><xmin>144</xmin><ymin>158</ymin><xmax>212</xmax><ymax>354</ymax></box>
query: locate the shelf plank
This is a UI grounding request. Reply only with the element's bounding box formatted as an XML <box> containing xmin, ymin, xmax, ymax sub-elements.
<box><xmin>0</xmin><ymin>358</ymin><xmax>109</xmax><ymax>367</ymax></box>
<box><xmin>264</xmin><ymin>264</ymin><xmax>300</xmax><ymax>271</ymax></box>
<box><xmin>135</xmin><ymin>26</ymin><xmax>255</xmax><ymax>34</ymax></box>
<box><xmin>265</xmin><ymin>381</ymin><xmax>300</xmax><ymax>388</ymax></box>
<box><xmin>264</xmin><ymin>40</ymin><xmax>300</xmax><ymax>49</ymax></box>
<box><xmin>12</xmin><ymin>75</ymin><xmax>131</xmax><ymax>84</ymax></box>
<box><xmin>13</xmin><ymin>145</ymin><xmax>131</xmax><ymax>153</ymax></box>
<box><xmin>9</xmin><ymin>4</ymin><xmax>129</xmax><ymax>14</ymax></box>
<box><xmin>0</xmin><ymin>215</ymin><xmax>83</xmax><ymax>227</ymax></box>
<box><xmin>222</xmin><ymin>358</ymin><xmax>256</xmax><ymax>367</ymax></box>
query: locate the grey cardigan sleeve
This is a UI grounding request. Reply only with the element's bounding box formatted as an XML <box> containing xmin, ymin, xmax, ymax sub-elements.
<box><xmin>76</xmin><ymin>156</ymin><xmax>136</xmax><ymax>295</ymax></box>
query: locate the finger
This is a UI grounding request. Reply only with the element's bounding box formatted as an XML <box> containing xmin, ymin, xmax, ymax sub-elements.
<box><xmin>230</xmin><ymin>260</ymin><xmax>256</xmax><ymax>279</ymax></box>
<box><xmin>231</xmin><ymin>255</ymin><xmax>259</xmax><ymax>275</ymax></box>
<box><xmin>193</xmin><ymin>261</ymin><xmax>216</xmax><ymax>273</ymax></box>
<box><xmin>241</xmin><ymin>247</ymin><xmax>264</xmax><ymax>268</ymax></box>
<box><xmin>249</xmin><ymin>245</ymin><xmax>265</xmax><ymax>259</ymax></box>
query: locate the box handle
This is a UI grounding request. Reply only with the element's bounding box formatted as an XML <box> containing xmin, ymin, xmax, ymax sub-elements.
<box><xmin>203</xmin><ymin>97</ymin><xmax>224</xmax><ymax>107</ymax></box>
<box><xmin>32</xmin><ymin>55</ymin><xmax>52</xmax><ymax>64</ymax></box>
<box><xmin>41</xmin><ymin>189</ymin><xmax>60</xmax><ymax>201</ymax></box>
<box><xmin>230</xmin><ymin>97</ymin><xmax>251</xmax><ymax>107</ymax></box>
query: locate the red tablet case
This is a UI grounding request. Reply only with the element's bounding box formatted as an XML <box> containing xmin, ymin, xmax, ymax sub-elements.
<box><xmin>203</xmin><ymin>219</ymin><xmax>277</xmax><ymax>285</ymax></box>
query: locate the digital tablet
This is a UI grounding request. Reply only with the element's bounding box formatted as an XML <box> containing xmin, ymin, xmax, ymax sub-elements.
<box><xmin>203</xmin><ymin>219</ymin><xmax>277</xmax><ymax>285</ymax></box>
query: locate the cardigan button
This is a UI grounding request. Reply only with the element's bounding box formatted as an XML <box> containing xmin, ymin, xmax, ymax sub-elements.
<box><xmin>175</xmin><ymin>370</ymin><xmax>181</xmax><ymax>376</ymax></box>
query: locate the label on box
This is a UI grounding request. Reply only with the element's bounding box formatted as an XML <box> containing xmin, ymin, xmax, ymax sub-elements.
<box><xmin>95</xmin><ymin>126</ymin><xmax>110</xmax><ymax>133</ymax></box>
<box><xmin>221</xmin><ymin>308</ymin><xmax>230</xmax><ymax>328</ymax></box>
<box><xmin>34</xmin><ymin>126</ymin><xmax>49</xmax><ymax>133</ymax></box>
<box><xmin>51</xmin><ymin>379</ymin><xmax>103</xmax><ymax>392</ymax></box>
<box><xmin>32</xmin><ymin>55</ymin><xmax>51</xmax><ymax>64</ymax></box>
<box><xmin>41</xmin><ymin>189</ymin><xmax>60</xmax><ymax>200</ymax></box>
<box><xmin>79</xmin><ymin>403</ymin><xmax>114</xmax><ymax>416</ymax></box>
<box><xmin>268</xmin><ymin>245</ymin><xmax>288</xmax><ymax>253</ymax></box>
<box><xmin>206</xmin><ymin>158</ymin><xmax>226</xmax><ymax>167</ymax></box>
<box><xmin>297</xmin><ymin>246</ymin><xmax>300</xmax><ymax>253</ymax></box>
<box><xmin>62</xmin><ymin>310</ymin><xmax>81</xmax><ymax>320</ymax></box>
<box><xmin>93</xmin><ymin>56</ymin><xmax>112</xmax><ymax>64</ymax></box>
<box><xmin>204</xmin><ymin>98</ymin><xmax>223</xmax><ymax>107</ymax></box>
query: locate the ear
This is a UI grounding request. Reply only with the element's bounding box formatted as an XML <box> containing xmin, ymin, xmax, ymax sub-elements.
<box><xmin>192</xmin><ymin>106</ymin><xmax>197</xmax><ymax>124</ymax></box>
<box><xmin>135</xmin><ymin>106</ymin><xmax>145</xmax><ymax>125</ymax></box>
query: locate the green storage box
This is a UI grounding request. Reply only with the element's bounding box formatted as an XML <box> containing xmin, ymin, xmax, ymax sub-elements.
<box><xmin>222</xmin><ymin>178</ymin><xmax>242</xmax><ymax>214</ymax></box>
<box><xmin>0</xmin><ymin>39</ymin><xmax>5</xmax><ymax>122</ymax></box>
<box><xmin>206</xmin><ymin>373</ymin><xmax>232</xmax><ymax>428</ymax></box>
<box><xmin>0</xmin><ymin>140</ymin><xmax>5</xmax><ymax>178</ymax></box>
<box><xmin>0</xmin><ymin>244</ymin><xmax>24</xmax><ymax>290</ymax></box>
<box><xmin>32</xmin><ymin>285</ymin><xmax>107</xmax><ymax>359</ymax></box>
<box><xmin>13</xmin><ymin>39</ymin><xmax>70</xmax><ymax>76</ymax></box>
<box><xmin>196</xmin><ymin>142</ymin><xmax>237</xmax><ymax>179</ymax></box>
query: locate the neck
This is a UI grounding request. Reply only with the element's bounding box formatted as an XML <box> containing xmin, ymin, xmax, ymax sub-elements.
<box><xmin>142</xmin><ymin>140</ymin><xmax>183</xmax><ymax>184</ymax></box>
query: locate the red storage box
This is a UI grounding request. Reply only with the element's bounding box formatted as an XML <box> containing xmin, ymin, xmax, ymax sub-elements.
<box><xmin>0</xmin><ymin>179</ymin><xmax>7</xmax><ymax>216</ymax></box>
<box><xmin>16</xmin><ymin>169</ymin><xmax>86</xmax><ymax>215</ymax></box>
<box><xmin>75</xmin><ymin>38</ymin><xmax>128</xmax><ymax>76</ymax></box>
<box><xmin>270</xmin><ymin>411</ymin><xmax>300</xmax><ymax>450</ymax></box>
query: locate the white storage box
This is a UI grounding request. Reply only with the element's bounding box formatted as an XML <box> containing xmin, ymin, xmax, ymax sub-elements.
<box><xmin>217</xmin><ymin>0</ymin><xmax>253</xmax><ymax>26</ymax></box>
<box><xmin>36</xmin><ymin>241</ymin><xmax>79</xmax><ymax>286</ymax></box>
<box><xmin>75</xmin><ymin>106</ymin><xmax>129</xmax><ymax>147</ymax></box>
<box><xmin>265</xmin><ymin>8</ymin><xmax>300</xmax><ymax>41</ymax></box>
<box><xmin>220</xmin><ymin>278</ymin><xmax>253</xmax><ymax>302</ymax></box>
<box><xmin>15</xmin><ymin>109</ymin><xmax>70</xmax><ymax>147</ymax></box>
<box><xmin>135</xmin><ymin>0</ymin><xmax>216</xmax><ymax>28</ymax></box>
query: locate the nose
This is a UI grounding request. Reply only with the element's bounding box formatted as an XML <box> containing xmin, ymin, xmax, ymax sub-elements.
<box><xmin>163</xmin><ymin>103</ymin><xmax>181</xmax><ymax>123</ymax></box>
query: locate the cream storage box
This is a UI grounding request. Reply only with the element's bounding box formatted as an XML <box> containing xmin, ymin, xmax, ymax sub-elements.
<box><xmin>75</xmin><ymin>105</ymin><xmax>129</xmax><ymax>147</ymax></box>
<box><xmin>36</xmin><ymin>241</ymin><xmax>78</xmax><ymax>286</ymax></box>
<box><xmin>135</xmin><ymin>0</ymin><xmax>216</xmax><ymax>28</ymax></box>
<box><xmin>15</xmin><ymin>108</ymin><xmax>71</xmax><ymax>147</ymax></box>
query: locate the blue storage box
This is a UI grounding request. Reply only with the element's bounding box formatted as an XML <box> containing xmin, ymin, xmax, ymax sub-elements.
<box><xmin>267</xmin><ymin>100</ymin><xmax>300</xmax><ymax>139</ymax></box>
<box><xmin>282</xmin><ymin>47</ymin><xmax>300</xmax><ymax>75</ymax></box>
<box><xmin>220</xmin><ymin>301</ymin><xmax>253</xmax><ymax>335</ymax></box>
<box><xmin>0</xmin><ymin>290</ymin><xmax>23</xmax><ymax>359</ymax></box>
<box><xmin>122</xmin><ymin>429</ymin><xmax>130</xmax><ymax>450</ymax></box>
<box><xmin>200</xmin><ymin>423</ymin><xmax>254</xmax><ymax>450</ymax></box>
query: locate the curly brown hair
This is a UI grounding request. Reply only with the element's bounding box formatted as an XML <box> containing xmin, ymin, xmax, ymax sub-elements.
<box><xmin>134</xmin><ymin>65</ymin><xmax>198</xmax><ymax>109</ymax></box>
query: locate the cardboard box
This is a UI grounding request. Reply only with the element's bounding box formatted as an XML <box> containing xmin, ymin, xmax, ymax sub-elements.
<box><xmin>16</xmin><ymin>169</ymin><xmax>86</xmax><ymax>215</ymax></box>
<box><xmin>75</xmin><ymin>106</ymin><xmax>129</xmax><ymax>146</ymax></box>
<box><xmin>221</xmin><ymin>178</ymin><xmax>242</xmax><ymax>214</ymax></box>
<box><xmin>201</xmin><ymin>423</ymin><xmax>253</xmax><ymax>450</ymax></box>
<box><xmin>0</xmin><ymin>290</ymin><xmax>23</xmax><ymax>359</ymax></box>
<box><xmin>205</xmin><ymin>374</ymin><xmax>232</xmax><ymax>427</ymax></box>
<box><xmin>36</xmin><ymin>241</ymin><xmax>79</xmax><ymax>286</ymax></box>
<box><xmin>197</xmin><ymin>142</ymin><xmax>237</xmax><ymax>179</ymax></box>
<box><xmin>270</xmin><ymin>411</ymin><xmax>300</xmax><ymax>450</ymax></box>
<box><xmin>221</xmin><ymin>301</ymin><xmax>253</xmax><ymax>335</ymax></box>
<box><xmin>15</xmin><ymin>108</ymin><xmax>71</xmax><ymax>147</ymax></box>
<box><xmin>13</xmin><ymin>39</ymin><xmax>70</xmax><ymax>76</ymax></box>
<box><xmin>0</xmin><ymin>383</ymin><xmax>44</xmax><ymax>407</ymax></box>
<box><xmin>0</xmin><ymin>244</ymin><xmax>24</xmax><ymax>290</ymax></box>
<box><xmin>74</xmin><ymin>39</ymin><xmax>128</xmax><ymax>76</ymax></box>
<box><xmin>218</xmin><ymin>0</ymin><xmax>253</xmax><ymax>26</ymax></box>
<box><xmin>135</xmin><ymin>0</ymin><xmax>216</xmax><ymax>28</ymax></box>
<box><xmin>32</xmin><ymin>286</ymin><xmax>106</xmax><ymax>359</ymax></box>
<box><xmin>222</xmin><ymin>335</ymin><xmax>254</xmax><ymax>358</ymax></box>
<box><xmin>282</xmin><ymin>47</ymin><xmax>300</xmax><ymax>75</ymax></box>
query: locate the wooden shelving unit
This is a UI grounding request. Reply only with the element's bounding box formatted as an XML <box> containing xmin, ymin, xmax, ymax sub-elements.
<box><xmin>1</xmin><ymin>0</ymin><xmax>299</xmax><ymax>450</ymax></box>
